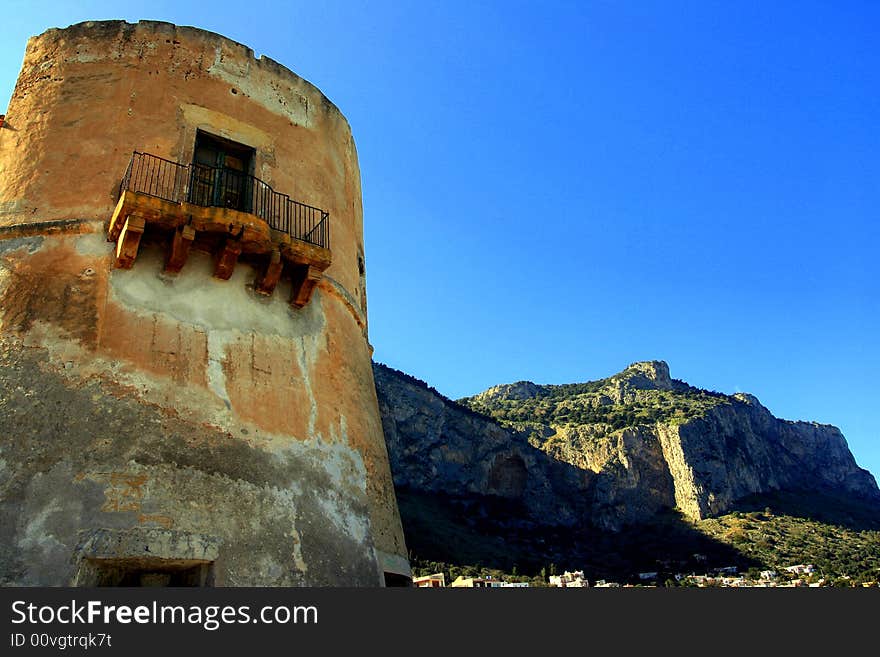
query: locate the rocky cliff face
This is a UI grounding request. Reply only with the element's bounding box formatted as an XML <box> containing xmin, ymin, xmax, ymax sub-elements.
<box><xmin>373</xmin><ymin>365</ymin><xmax>590</xmax><ymax>527</ymax></box>
<box><xmin>375</xmin><ymin>361</ymin><xmax>879</xmax><ymax>531</ymax></box>
<box><xmin>655</xmin><ymin>393</ymin><xmax>879</xmax><ymax>520</ymax></box>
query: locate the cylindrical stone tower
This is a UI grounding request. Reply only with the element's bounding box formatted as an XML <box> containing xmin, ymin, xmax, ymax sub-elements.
<box><xmin>0</xmin><ymin>20</ymin><xmax>410</xmax><ymax>586</ymax></box>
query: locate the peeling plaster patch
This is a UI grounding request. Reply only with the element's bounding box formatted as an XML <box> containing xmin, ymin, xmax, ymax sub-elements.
<box><xmin>307</xmin><ymin>428</ymin><xmax>368</xmax><ymax>495</ymax></box>
<box><xmin>74</xmin><ymin>232</ymin><xmax>111</xmax><ymax>256</ymax></box>
<box><xmin>17</xmin><ymin>497</ymin><xmax>66</xmax><ymax>560</ymax></box>
<box><xmin>315</xmin><ymin>489</ymin><xmax>369</xmax><ymax>544</ymax></box>
<box><xmin>209</xmin><ymin>45</ymin><xmax>249</xmax><ymax>78</ymax></box>
<box><xmin>290</xmin><ymin>305</ymin><xmax>327</xmax><ymax>440</ymax></box>
<box><xmin>296</xmin><ymin>337</ymin><xmax>318</xmax><ymax>438</ymax></box>
<box><xmin>12</xmin><ymin>307</ymin><xmax>364</xmax><ymax>489</ymax></box>
<box><xmin>86</xmin><ymin>471</ymin><xmax>150</xmax><ymax>513</ymax></box>
<box><xmin>207</xmin><ymin>330</ymin><xmax>233</xmax><ymax>409</ymax></box>
<box><xmin>0</xmin><ymin>236</ymin><xmax>44</xmax><ymax>255</ymax></box>
<box><xmin>206</xmin><ymin>54</ymin><xmax>313</xmax><ymax>128</ymax></box>
<box><xmin>109</xmin><ymin>246</ymin><xmax>323</xmax><ymax>339</ymax></box>
<box><xmin>21</xmin><ymin>322</ymin><xmax>94</xmax><ymax>368</ymax></box>
<box><xmin>67</xmin><ymin>52</ymin><xmax>101</xmax><ymax>64</ymax></box>
<box><xmin>255</xmin><ymin>485</ymin><xmax>307</xmax><ymax>573</ymax></box>
<box><xmin>289</xmin><ymin>527</ymin><xmax>307</xmax><ymax>572</ymax></box>
<box><xmin>337</xmin><ymin>415</ymin><xmax>347</xmax><ymax>447</ymax></box>
<box><xmin>21</xmin><ymin>321</ymin><xmax>229</xmax><ymax>430</ymax></box>
<box><xmin>292</xmin><ymin>432</ymin><xmax>374</xmax><ymax>564</ymax></box>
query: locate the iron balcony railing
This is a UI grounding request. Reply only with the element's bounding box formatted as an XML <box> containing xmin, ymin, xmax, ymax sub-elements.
<box><xmin>120</xmin><ymin>151</ymin><xmax>329</xmax><ymax>249</ymax></box>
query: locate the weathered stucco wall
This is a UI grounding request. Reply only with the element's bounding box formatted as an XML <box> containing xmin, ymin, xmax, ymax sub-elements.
<box><xmin>0</xmin><ymin>21</ymin><xmax>408</xmax><ymax>586</ymax></box>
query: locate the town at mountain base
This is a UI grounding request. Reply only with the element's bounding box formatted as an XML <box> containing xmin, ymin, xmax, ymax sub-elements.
<box><xmin>374</xmin><ymin>361</ymin><xmax>880</xmax><ymax>585</ymax></box>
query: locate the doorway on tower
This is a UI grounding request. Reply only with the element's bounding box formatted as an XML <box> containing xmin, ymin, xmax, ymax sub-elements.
<box><xmin>189</xmin><ymin>131</ymin><xmax>256</xmax><ymax>213</ymax></box>
<box><xmin>75</xmin><ymin>556</ymin><xmax>215</xmax><ymax>587</ymax></box>
<box><xmin>383</xmin><ymin>571</ymin><xmax>413</xmax><ymax>587</ymax></box>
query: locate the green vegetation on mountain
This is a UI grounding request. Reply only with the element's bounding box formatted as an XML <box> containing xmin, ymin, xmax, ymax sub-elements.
<box><xmin>696</xmin><ymin>490</ymin><xmax>880</xmax><ymax>583</ymax></box>
<box><xmin>460</xmin><ymin>374</ymin><xmax>728</xmax><ymax>432</ymax></box>
<box><xmin>699</xmin><ymin>513</ymin><xmax>880</xmax><ymax>584</ymax></box>
<box><xmin>403</xmin><ymin>488</ymin><xmax>880</xmax><ymax>585</ymax></box>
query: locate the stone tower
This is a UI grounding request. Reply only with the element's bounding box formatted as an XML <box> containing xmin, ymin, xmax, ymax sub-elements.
<box><xmin>0</xmin><ymin>20</ymin><xmax>410</xmax><ymax>586</ymax></box>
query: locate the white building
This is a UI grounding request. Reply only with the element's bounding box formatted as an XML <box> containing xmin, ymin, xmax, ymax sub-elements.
<box><xmin>413</xmin><ymin>573</ymin><xmax>446</xmax><ymax>588</ymax></box>
<box><xmin>784</xmin><ymin>564</ymin><xmax>816</xmax><ymax>575</ymax></box>
<box><xmin>450</xmin><ymin>575</ymin><xmax>505</xmax><ymax>588</ymax></box>
<box><xmin>549</xmin><ymin>570</ymin><xmax>589</xmax><ymax>588</ymax></box>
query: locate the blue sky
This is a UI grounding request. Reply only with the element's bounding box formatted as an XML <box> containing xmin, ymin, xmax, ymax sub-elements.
<box><xmin>2</xmin><ymin>2</ymin><xmax>878</xmax><ymax>479</ymax></box>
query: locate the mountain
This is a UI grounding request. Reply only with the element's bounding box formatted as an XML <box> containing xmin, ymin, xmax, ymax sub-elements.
<box><xmin>377</xmin><ymin>360</ymin><xmax>878</xmax><ymax>530</ymax></box>
<box><xmin>374</xmin><ymin>361</ymin><xmax>880</xmax><ymax>579</ymax></box>
<box><xmin>463</xmin><ymin>360</ymin><xmax>878</xmax><ymax>527</ymax></box>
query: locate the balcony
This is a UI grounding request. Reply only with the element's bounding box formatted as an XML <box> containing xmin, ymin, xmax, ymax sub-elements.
<box><xmin>108</xmin><ymin>152</ymin><xmax>331</xmax><ymax>307</ymax></box>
